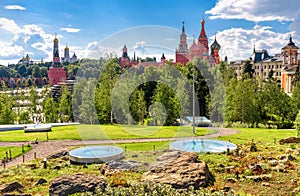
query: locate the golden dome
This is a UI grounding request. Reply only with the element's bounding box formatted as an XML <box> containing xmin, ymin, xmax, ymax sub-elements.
<box><xmin>54</xmin><ymin>37</ymin><xmax>58</xmax><ymax>42</ymax></box>
<box><xmin>25</xmin><ymin>54</ymin><xmax>30</xmax><ymax>61</ymax></box>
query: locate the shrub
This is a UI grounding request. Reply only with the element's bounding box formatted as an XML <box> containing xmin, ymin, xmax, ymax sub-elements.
<box><xmin>293</xmin><ymin>110</ymin><xmax>300</xmax><ymax>137</ymax></box>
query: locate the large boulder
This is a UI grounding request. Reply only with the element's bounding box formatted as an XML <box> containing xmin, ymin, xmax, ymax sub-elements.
<box><xmin>49</xmin><ymin>173</ymin><xmax>106</xmax><ymax>196</ymax></box>
<box><xmin>279</xmin><ymin>137</ymin><xmax>300</xmax><ymax>144</ymax></box>
<box><xmin>142</xmin><ymin>151</ymin><xmax>215</xmax><ymax>189</ymax></box>
<box><xmin>0</xmin><ymin>182</ymin><xmax>24</xmax><ymax>193</ymax></box>
<box><xmin>47</xmin><ymin>150</ymin><xmax>69</xmax><ymax>159</ymax></box>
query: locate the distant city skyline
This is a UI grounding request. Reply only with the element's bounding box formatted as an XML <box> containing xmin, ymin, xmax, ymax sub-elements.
<box><xmin>0</xmin><ymin>0</ymin><xmax>299</xmax><ymax>65</ymax></box>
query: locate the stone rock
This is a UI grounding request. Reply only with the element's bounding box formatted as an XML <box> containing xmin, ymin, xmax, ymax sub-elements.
<box><xmin>245</xmin><ymin>174</ymin><xmax>272</xmax><ymax>182</ymax></box>
<box><xmin>106</xmin><ymin>160</ymin><xmax>142</xmax><ymax>171</ymax></box>
<box><xmin>142</xmin><ymin>151</ymin><xmax>215</xmax><ymax>189</ymax></box>
<box><xmin>49</xmin><ymin>173</ymin><xmax>106</xmax><ymax>196</ymax></box>
<box><xmin>149</xmin><ymin>151</ymin><xmax>181</xmax><ymax>170</ymax></box>
<box><xmin>279</xmin><ymin>137</ymin><xmax>300</xmax><ymax>144</ymax></box>
<box><xmin>47</xmin><ymin>150</ymin><xmax>69</xmax><ymax>159</ymax></box>
<box><xmin>0</xmin><ymin>182</ymin><xmax>24</xmax><ymax>193</ymax></box>
<box><xmin>34</xmin><ymin>178</ymin><xmax>47</xmax><ymax>186</ymax></box>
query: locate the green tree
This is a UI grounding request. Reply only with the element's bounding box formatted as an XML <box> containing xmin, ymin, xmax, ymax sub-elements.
<box><xmin>58</xmin><ymin>86</ymin><xmax>72</xmax><ymax>122</ymax></box>
<box><xmin>18</xmin><ymin>111</ymin><xmax>32</xmax><ymax>124</ymax></box>
<box><xmin>225</xmin><ymin>78</ymin><xmax>259</xmax><ymax>125</ymax></box>
<box><xmin>261</xmin><ymin>79</ymin><xmax>293</xmax><ymax>128</ymax></box>
<box><xmin>0</xmin><ymin>66</ymin><xmax>10</xmax><ymax>78</ymax></box>
<box><xmin>79</xmin><ymin>79</ymin><xmax>98</xmax><ymax>124</ymax></box>
<box><xmin>40</xmin><ymin>67</ymin><xmax>48</xmax><ymax>78</ymax></box>
<box><xmin>95</xmin><ymin>58</ymin><xmax>120</xmax><ymax>124</ymax></box>
<box><xmin>209</xmin><ymin>67</ymin><xmax>226</xmax><ymax>122</ymax></box>
<box><xmin>33</xmin><ymin>65</ymin><xmax>41</xmax><ymax>78</ymax></box>
<box><xmin>152</xmin><ymin>82</ymin><xmax>180</xmax><ymax>125</ymax></box>
<box><xmin>192</xmin><ymin>59</ymin><xmax>212</xmax><ymax>117</ymax></box>
<box><xmin>17</xmin><ymin>64</ymin><xmax>27</xmax><ymax>77</ymax></box>
<box><xmin>242</xmin><ymin>60</ymin><xmax>254</xmax><ymax>79</ymax></box>
<box><xmin>43</xmin><ymin>97</ymin><xmax>58</xmax><ymax>123</ymax></box>
<box><xmin>129</xmin><ymin>89</ymin><xmax>147</xmax><ymax>125</ymax></box>
<box><xmin>0</xmin><ymin>93</ymin><xmax>15</xmax><ymax>124</ymax></box>
<box><xmin>293</xmin><ymin>110</ymin><xmax>300</xmax><ymax>137</ymax></box>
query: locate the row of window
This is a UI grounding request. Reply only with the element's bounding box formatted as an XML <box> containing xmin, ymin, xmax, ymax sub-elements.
<box><xmin>254</xmin><ymin>64</ymin><xmax>282</xmax><ymax>70</ymax></box>
<box><xmin>234</xmin><ymin>64</ymin><xmax>283</xmax><ymax>71</ymax></box>
<box><xmin>253</xmin><ymin>72</ymin><xmax>281</xmax><ymax>76</ymax></box>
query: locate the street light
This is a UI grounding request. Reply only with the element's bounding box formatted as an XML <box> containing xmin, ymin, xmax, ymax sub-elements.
<box><xmin>192</xmin><ymin>65</ymin><xmax>196</xmax><ymax>135</ymax></box>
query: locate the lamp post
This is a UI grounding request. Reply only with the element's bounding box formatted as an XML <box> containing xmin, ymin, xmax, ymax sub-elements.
<box><xmin>192</xmin><ymin>65</ymin><xmax>196</xmax><ymax>135</ymax></box>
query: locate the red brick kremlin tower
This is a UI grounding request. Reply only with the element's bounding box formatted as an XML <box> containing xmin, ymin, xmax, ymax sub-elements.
<box><xmin>48</xmin><ymin>36</ymin><xmax>67</xmax><ymax>85</ymax></box>
<box><xmin>176</xmin><ymin>18</ymin><xmax>221</xmax><ymax>66</ymax></box>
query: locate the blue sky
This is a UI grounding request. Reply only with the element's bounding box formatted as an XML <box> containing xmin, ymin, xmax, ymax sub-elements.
<box><xmin>0</xmin><ymin>0</ymin><xmax>299</xmax><ymax>65</ymax></box>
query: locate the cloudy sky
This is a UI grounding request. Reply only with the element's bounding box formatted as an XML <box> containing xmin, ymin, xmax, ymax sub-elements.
<box><xmin>0</xmin><ymin>0</ymin><xmax>299</xmax><ymax>65</ymax></box>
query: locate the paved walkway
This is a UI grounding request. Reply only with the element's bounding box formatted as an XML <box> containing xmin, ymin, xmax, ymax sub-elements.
<box><xmin>0</xmin><ymin>128</ymin><xmax>239</xmax><ymax>168</ymax></box>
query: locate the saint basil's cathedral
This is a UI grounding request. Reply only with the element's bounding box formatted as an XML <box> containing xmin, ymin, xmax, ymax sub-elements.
<box><xmin>120</xmin><ymin>18</ymin><xmax>221</xmax><ymax>67</ymax></box>
<box><xmin>175</xmin><ymin>19</ymin><xmax>221</xmax><ymax>66</ymax></box>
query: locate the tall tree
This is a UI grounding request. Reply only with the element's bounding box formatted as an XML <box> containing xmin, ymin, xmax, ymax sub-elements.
<box><xmin>0</xmin><ymin>93</ymin><xmax>15</xmax><ymax>124</ymax></box>
<box><xmin>129</xmin><ymin>89</ymin><xmax>147</xmax><ymax>125</ymax></box>
<box><xmin>79</xmin><ymin>78</ymin><xmax>98</xmax><ymax>124</ymax></box>
<box><xmin>225</xmin><ymin>78</ymin><xmax>259</xmax><ymax>125</ymax></box>
<box><xmin>32</xmin><ymin>65</ymin><xmax>41</xmax><ymax>78</ymax></box>
<box><xmin>43</xmin><ymin>97</ymin><xmax>58</xmax><ymax>123</ymax></box>
<box><xmin>242</xmin><ymin>60</ymin><xmax>255</xmax><ymax>79</ymax></box>
<box><xmin>58</xmin><ymin>86</ymin><xmax>72</xmax><ymax>122</ymax></box>
<box><xmin>261</xmin><ymin>79</ymin><xmax>294</xmax><ymax>128</ymax></box>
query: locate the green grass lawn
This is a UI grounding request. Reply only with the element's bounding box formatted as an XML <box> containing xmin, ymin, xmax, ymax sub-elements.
<box><xmin>0</xmin><ymin>126</ymin><xmax>299</xmax><ymax>195</ymax></box>
<box><xmin>0</xmin><ymin>125</ymin><xmax>212</xmax><ymax>142</ymax></box>
<box><xmin>219</xmin><ymin>128</ymin><xmax>297</xmax><ymax>144</ymax></box>
<box><xmin>0</xmin><ymin>145</ymin><xmax>32</xmax><ymax>159</ymax></box>
<box><xmin>0</xmin><ymin>125</ymin><xmax>297</xmax><ymax>146</ymax></box>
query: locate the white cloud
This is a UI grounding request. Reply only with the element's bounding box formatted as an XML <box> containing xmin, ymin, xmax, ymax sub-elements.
<box><xmin>206</xmin><ymin>0</ymin><xmax>300</xmax><ymax>22</ymax></box>
<box><xmin>76</xmin><ymin>41</ymin><xmax>120</xmax><ymax>59</ymax></box>
<box><xmin>0</xmin><ymin>17</ymin><xmax>64</xmax><ymax>64</ymax></box>
<box><xmin>0</xmin><ymin>18</ymin><xmax>20</xmax><ymax>33</ymax></box>
<box><xmin>215</xmin><ymin>25</ymin><xmax>294</xmax><ymax>61</ymax></box>
<box><xmin>76</xmin><ymin>40</ymin><xmax>174</xmax><ymax>62</ymax></box>
<box><xmin>60</xmin><ymin>27</ymin><xmax>81</xmax><ymax>33</ymax></box>
<box><xmin>0</xmin><ymin>41</ymin><xmax>23</xmax><ymax>58</ymax></box>
<box><xmin>4</xmin><ymin>5</ymin><xmax>26</xmax><ymax>11</ymax></box>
